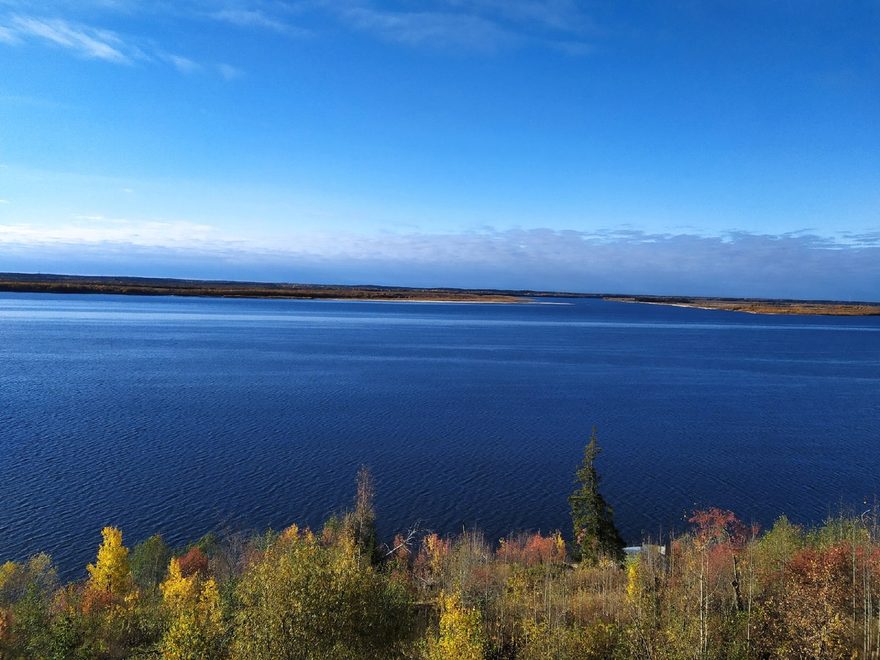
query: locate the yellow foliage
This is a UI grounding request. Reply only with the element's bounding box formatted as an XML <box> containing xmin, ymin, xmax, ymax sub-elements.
<box><xmin>280</xmin><ymin>523</ymin><xmax>299</xmax><ymax>542</ymax></box>
<box><xmin>86</xmin><ymin>526</ymin><xmax>133</xmax><ymax>598</ymax></box>
<box><xmin>625</xmin><ymin>559</ymin><xmax>639</xmax><ymax>603</ymax></box>
<box><xmin>231</xmin><ymin>532</ymin><xmax>413</xmax><ymax>659</ymax></box>
<box><xmin>428</xmin><ymin>591</ymin><xmax>484</xmax><ymax>660</ymax></box>
<box><xmin>161</xmin><ymin>558</ymin><xmax>196</xmax><ymax>610</ymax></box>
<box><xmin>0</xmin><ymin>562</ymin><xmax>19</xmax><ymax>605</ymax></box>
<box><xmin>553</xmin><ymin>531</ymin><xmax>566</xmax><ymax>562</ymax></box>
<box><xmin>519</xmin><ymin>618</ymin><xmax>550</xmax><ymax>655</ymax></box>
<box><xmin>0</xmin><ymin>561</ymin><xmax>17</xmax><ymax>590</ymax></box>
<box><xmin>199</xmin><ymin>577</ymin><xmax>223</xmax><ymax>628</ymax></box>
<box><xmin>423</xmin><ymin>533</ymin><xmax>450</xmax><ymax>576</ymax></box>
<box><xmin>160</xmin><ymin>560</ymin><xmax>225</xmax><ymax>659</ymax></box>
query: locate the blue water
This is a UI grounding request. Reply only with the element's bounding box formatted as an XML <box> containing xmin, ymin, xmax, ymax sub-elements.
<box><xmin>1</xmin><ymin>293</ymin><xmax>878</xmax><ymax>577</ymax></box>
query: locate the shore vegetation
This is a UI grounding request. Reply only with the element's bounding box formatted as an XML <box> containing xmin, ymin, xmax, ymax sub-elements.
<box><xmin>2</xmin><ymin>438</ymin><xmax>879</xmax><ymax>658</ymax></box>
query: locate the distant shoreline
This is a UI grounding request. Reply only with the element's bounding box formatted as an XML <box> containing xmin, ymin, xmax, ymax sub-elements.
<box><xmin>605</xmin><ymin>295</ymin><xmax>880</xmax><ymax>316</ymax></box>
<box><xmin>0</xmin><ymin>273</ymin><xmax>526</xmax><ymax>304</ymax></box>
<box><xmin>1</xmin><ymin>273</ymin><xmax>878</xmax><ymax>315</ymax></box>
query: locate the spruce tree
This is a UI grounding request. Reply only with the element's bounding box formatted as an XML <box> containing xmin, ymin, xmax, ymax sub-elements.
<box><xmin>569</xmin><ymin>429</ymin><xmax>626</xmax><ymax>565</ymax></box>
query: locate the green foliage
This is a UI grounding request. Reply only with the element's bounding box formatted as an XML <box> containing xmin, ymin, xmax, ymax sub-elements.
<box><xmin>807</xmin><ymin>512</ymin><xmax>870</xmax><ymax>548</ymax></box>
<box><xmin>569</xmin><ymin>429</ymin><xmax>626</xmax><ymax>565</ymax></box>
<box><xmin>0</xmin><ymin>554</ymin><xmax>59</xmax><ymax>658</ymax></box>
<box><xmin>188</xmin><ymin>532</ymin><xmax>222</xmax><ymax>558</ymax></box>
<box><xmin>231</xmin><ymin>527</ymin><xmax>416</xmax><ymax>659</ymax></box>
<box><xmin>130</xmin><ymin>534</ymin><xmax>171</xmax><ymax>590</ymax></box>
<box><xmin>518</xmin><ymin>621</ymin><xmax>627</xmax><ymax>660</ymax></box>
<box><xmin>754</xmin><ymin>515</ymin><xmax>803</xmax><ymax>585</ymax></box>
<box><xmin>0</xmin><ymin>553</ymin><xmax>57</xmax><ymax>606</ymax></box>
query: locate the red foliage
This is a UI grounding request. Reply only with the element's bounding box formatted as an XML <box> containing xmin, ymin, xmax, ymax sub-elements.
<box><xmin>472</xmin><ymin>565</ymin><xmax>498</xmax><ymax>590</ymax></box>
<box><xmin>868</xmin><ymin>545</ymin><xmax>880</xmax><ymax>575</ymax></box>
<box><xmin>391</xmin><ymin>534</ymin><xmax>412</xmax><ymax>560</ymax></box>
<box><xmin>413</xmin><ymin>533</ymin><xmax>451</xmax><ymax>577</ymax></box>
<box><xmin>689</xmin><ymin>508</ymin><xmax>750</xmax><ymax>549</ymax></box>
<box><xmin>750</xmin><ymin>542</ymin><xmax>856</xmax><ymax>658</ymax></box>
<box><xmin>787</xmin><ymin>543</ymin><xmax>851</xmax><ymax>594</ymax></box>
<box><xmin>81</xmin><ymin>587</ymin><xmax>113</xmax><ymax>614</ymax></box>
<box><xmin>496</xmin><ymin>533</ymin><xmax>564</xmax><ymax>567</ymax></box>
<box><xmin>177</xmin><ymin>547</ymin><xmax>209</xmax><ymax>578</ymax></box>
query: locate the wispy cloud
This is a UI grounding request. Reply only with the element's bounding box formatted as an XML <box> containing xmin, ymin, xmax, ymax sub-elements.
<box><xmin>330</xmin><ymin>0</ymin><xmax>595</xmax><ymax>53</ymax></box>
<box><xmin>209</xmin><ymin>7</ymin><xmax>309</xmax><ymax>37</ymax></box>
<box><xmin>0</xmin><ymin>1</ymin><xmax>596</xmax><ymax>59</ymax></box>
<box><xmin>0</xmin><ymin>23</ymin><xmax>18</xmax><ymax>43</ymax></box>
<box><xmin>838</xmin><ymin>230</ymin><xmax>880</xmax><ymax>246</ymax></box>
<box><xmin>0</xmin><ymin>11</ymin><xmax>238</xmax><ymax>77</ymax></box>
<box><xmin>338</xmin><ymin>7</ymin><xmax>516</xmax><ymax>52</ymax></box>
<box><xmin>161</xmin><ymin>52</ymin><xmax>201</xmax><ymax>74</ymax></box>
<box><xmin>6</xmin><ymin>15</ymin><xmax>130</xmax><ymax>62</ymax></box>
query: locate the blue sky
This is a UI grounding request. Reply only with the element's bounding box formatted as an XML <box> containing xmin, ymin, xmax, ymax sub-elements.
<box><xmin>0</xmin><ymin>1</ymin><xmax>878</xmax><ymax>298</ymax></box>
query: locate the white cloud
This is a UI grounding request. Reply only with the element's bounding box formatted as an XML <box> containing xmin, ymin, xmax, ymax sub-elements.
<box><xmin>0</xmin><ymin>12</ymin><xmax>239</xmax><ymax>78</ymax></box>
<box><xmin>1</xmin><ymin>1</ymin><xmax>595</xmax><ymax>63</ymax></box>
<box><xmin>7</xmin><ymin>15</ymin><xmax>130</xmax><ymax>62</ymax></box>
<box><xmin>0</xmin><ymin>198</ymin><xmax>9</xmax><ymax>204</ymax></box>
<box><xmin>0</xmin><ymin>23</ymin><xmax>19</xmax><ymax>43</ymax></box>
<box><xmin>162</xmin><ymin>53</ymin><xmax>200</xmax><ymax>73</ymax></box>
<box><xmin>330</xmin><ymin>0</ymin><xmax>595</xmax><ymax>53</ymax></box>
<box><xmin>210</xmin><ymin>8</ymin><xmax>308</xmax><ymax>37</ymax></box>
<box><xmin>1</xmin><ymin>222</ymin><xmax>878</xmax><ymax>299</ymax></box>
<box><xmin>339</xmin><ymin>7</ymin><xmax>516</xmax><ymax>52</ymax></box>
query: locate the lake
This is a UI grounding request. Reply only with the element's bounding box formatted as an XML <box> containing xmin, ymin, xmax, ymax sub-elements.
<box><xmin>1</xmin><ymin>292</ymin><xmax>878</xmax><ymax>577</ymax></box>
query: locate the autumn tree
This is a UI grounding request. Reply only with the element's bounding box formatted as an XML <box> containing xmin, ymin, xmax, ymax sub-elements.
<box><xmin>232</xmin><ymin>525</ymin><xmax>415</xmax><ymax>659</ymax></box>
<box><xmin>160</xmin><ymin>557</ymin><xmax>226</xmax><ymax>659</ymax></box>
<box><xmin>569</xmin><ymin>429</ymin><xmax>626</xmax><ymax>565</ymax></box>
<box><xmin>81</xmin><ymin>527</ymin><xmax>149</xmax><ymax>657</ymax></box>
<box><xmin>427</xmin><ymin>591</ymin><xmax>485</xmax><ymax>660</ymax></box>
<box><xmin>177</xmin><ymin>547</ymin><xmax>210</xmax><ymax>578</ymax></box>
<box><xmin>86</xmin><ymin>526</ymin><xmax>134</xmax><ymax>600</ymax></box>
<box><xmin>688</xmin><ymin>508</ymin><xmax>751</xmax><ymax>655</ymax></box>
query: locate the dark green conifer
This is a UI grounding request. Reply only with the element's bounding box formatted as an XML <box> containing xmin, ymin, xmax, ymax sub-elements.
<box><xmin>569</xmin><ymin>428</ymin><xmax>626</xmax><ymax>565</ymax></box>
